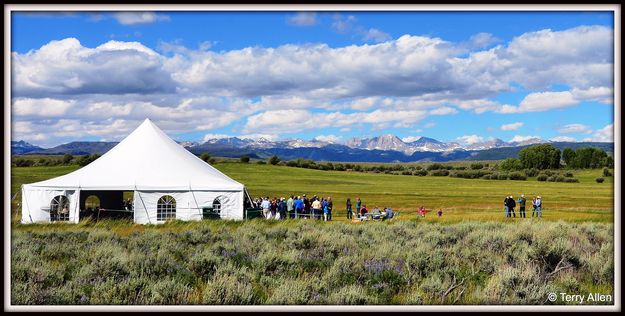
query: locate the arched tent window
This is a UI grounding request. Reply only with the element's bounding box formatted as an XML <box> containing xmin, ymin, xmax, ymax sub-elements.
<box><xmin>50</xmin><ymin>195</ymin><xmax>70</xmax><ymax>221</ymax></box>
<box><xmin>85</xmin><ymin>195</ymin><xmax>100</xmax><ymax>211</ymax></box>
<box><xmin>157</xmin><ymin>195</ymin><xmax>176</xmax><ymax>221</ymax></box>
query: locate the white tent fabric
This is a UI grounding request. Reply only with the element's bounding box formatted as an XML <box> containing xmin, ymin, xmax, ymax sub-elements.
<box><xmin>21</xmin><ymin>118</ymin><xmax>246</xmax><ymax>224</ymax></box>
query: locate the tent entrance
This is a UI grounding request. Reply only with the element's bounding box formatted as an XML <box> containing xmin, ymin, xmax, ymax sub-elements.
<box><xmin>79</xmin><ymin>190</ymin><xmax>134</xmax><ymax>221</ymax></box>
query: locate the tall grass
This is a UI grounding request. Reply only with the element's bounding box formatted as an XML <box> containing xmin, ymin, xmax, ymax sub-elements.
<box><xmin>11</xmin><ymin>220</ymin><xmax>614</xmax><ymax>305</ymax></box>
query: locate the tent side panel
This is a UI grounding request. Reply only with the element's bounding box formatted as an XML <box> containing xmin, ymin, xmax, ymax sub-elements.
<box><xmin>133</xmin><ymin>191</ymin><xmax>200</xmax><ymax>224</ymax></box>
<box><xmin>21</xmin><ymin>187</ymin><xmax>75</xmax><ymax>224</ymax></box>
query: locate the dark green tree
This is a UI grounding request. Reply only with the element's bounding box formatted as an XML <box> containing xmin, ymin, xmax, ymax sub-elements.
<box><xmin>518</xmin><ymin>144</ymin><xmax>561</xmax><ymax>169</ymax></box>
<box><xmin>499</xmin><ymin>158</ymin><xmax>523</xmax><ymax>171</ymax></box>
<box><xmin>240</xmin><ymin>155</ymin><xmax>250</xmax><ymax>163</ymax></box>
<box><xmin>562</xmin><ymin>148</ymin><xmax>576</xmax><ymax>167</ymax></box>
<box><xmin>200</xmin><ymin>153</ymin><xmax>211</xmax><ymax>162</ymax></box>
<box><xmin>268</xmin><ymin>155</ymin><xmax>280</xmax><ymax>165</ymax></box>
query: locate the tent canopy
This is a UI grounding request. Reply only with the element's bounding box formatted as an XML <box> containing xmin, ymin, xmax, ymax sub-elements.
<box><xmin>25</xmin><ymin>118</ymin><xmax>244</xmax><ymax>191</ymax></box>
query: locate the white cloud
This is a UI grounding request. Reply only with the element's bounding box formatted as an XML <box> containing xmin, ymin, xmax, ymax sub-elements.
<box><xmin>509</xmin><ymin>135</ymin><xmax>540</xmax><ymax>143</ymax></box>
<box><xmin>12</xmin><ymin>98</ymin><xmax>75</xmax><ymax>116</ymax></box>
<box><xmin>583</xmin><ymin>124</ymin><xmax>613</xmax><ymax>142</ymax></box>
<box><xmin>287</xmin><ymin>12</ymin><xmax>317</xmax><ymax>26</ymax></box>
<box><xmin>456</xmin><ymin>135</ymin><xmax>485</xmax><ymax>145</ymax></box>
<box><xmin>501</xmin><ymin>122</ymin><xmax>524</xmax><ymax>131</ymax></box>
<box><xmin>243</xmin><ymin>109</ymin><xmax>427</xmax><ymax>134</ymax></box>
<box><xmin>550</xmin><ymin>136</ymin><xmax>577</xmax><ymax>142</ymax></box>
<box><xmin>557</xmin><ymin>123</ymin><xmax>592</xmax><ymax>134</ymax></box>
<box><xmin>429</xmin><ymin>106</ymin><xmax>458</xmax><ymax>115</ymax></box>
<box><xmin>113</xmin><ymin>12</ymin><xmax>170</xmax><ymax>25</ymax></box>
<box><xmin>468</xmin><ymin>32</ymin><xmax>499</xmax><ymax>49</ymax></box>
<box><xmin>9</xmin><ymin>25</ymin><xmax>614</xmax><ymax>144</ymax></box>
<box><xmin>362</xmin><ymin>28</ymin><xmax>391</xmax><ymax>43</ymax></box>
<box><xmin>313</xmin><ymin>135</ymin><xmax>341</xmax><ymax>143</ymax></box>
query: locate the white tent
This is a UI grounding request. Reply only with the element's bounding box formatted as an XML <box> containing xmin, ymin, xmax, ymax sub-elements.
<box><xmin>21</xmin><ymin>118</ymin><xmax>250</xmax><ymax>224</ymax></box>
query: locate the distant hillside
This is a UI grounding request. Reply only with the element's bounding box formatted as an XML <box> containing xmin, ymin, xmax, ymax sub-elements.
<box><xmin>11</xmin><ymin>141</ymin><xmax>44</xmax><ymax>154</ymax></box>
<box><xmin>29</xmin><ymin>141</ymin><xmax>119</xmax><ymax>155</ymax></box>
<box><xmin>466</xmin><ymin>142</ymin><xmax>614</xmax><ymax>161</ymax></box>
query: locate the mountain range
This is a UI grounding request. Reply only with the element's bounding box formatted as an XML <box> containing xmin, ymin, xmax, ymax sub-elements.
<box><xmin>12</xmin><ymin>136</ymin><xmax>613</xmax><ymax>163</ymax></box>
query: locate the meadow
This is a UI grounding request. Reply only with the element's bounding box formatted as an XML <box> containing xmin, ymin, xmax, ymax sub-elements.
<box><xmin>9</xmin><ymin>162</ymin><xmax>615</xmax><ymax>305</ymax></box>
<box><xmin>11</xmin><ymin>162</ymin><xmax>614</xmax><ymax>223</ymax></box>
<box><xmin>11</xmin><ymin>220</ymin><xmax>614</xmax><ymax>305</ymax></box>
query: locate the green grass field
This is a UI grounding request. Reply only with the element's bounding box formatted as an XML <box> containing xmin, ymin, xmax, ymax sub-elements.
<box><xmin>9</xmin><ymin>163</ymin><xmax>615</xmax><ymax>306</ymax></box>
<box><xmin>10</xmin><ymin>162</ymin><xmax>614</xmax><ymax>223</ymax></box>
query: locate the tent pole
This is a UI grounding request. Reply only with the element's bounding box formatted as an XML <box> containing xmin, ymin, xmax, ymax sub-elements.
<box><xmin>135</xmin><ymin>185</ymin><xmax>151</xmax><ymax>224</ymax></box>
<box><xmin>189</xmin><ymin>183</ymin><xmax>201</xmax><ymax>219</ymax></box>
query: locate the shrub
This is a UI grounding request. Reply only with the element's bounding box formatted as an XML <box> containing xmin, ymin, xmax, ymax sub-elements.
<box><xmin>240</xmin><ymin>156</ymin><xmax>250</xmax><ymax>163</ymax></box>
<box><xmin>401</xmin><ymin>170</ymin><xmax>412</xmax><ymax>175</ymax></box>
<box><xmin>268</xmin><ymin>155</ymin><xmax>280</xmax><ymax>165</ymax></box>
<box><xmin>428</xmin><ymin>170</ymin><xmax>449</xmax><ymax>176</ymax></box>
<box><xmin>200</xmin><ymin>153</ymin><xmax>211</xmax><ymax>162</ymax></box>
<box><xmin>426</xmin><ymin>163</ymin><xmax>444</xmax><ymax>171</ymax></box>
<box><xmin>413</xmin><ymin>169</ymin><xmax>428</xmax><ymax>176</ymax></box>
<box><xmin>499</xmin><ymin>158</ymin><xmax>523</xmax><ymax>171</ymax></box>
<box><xmin>536</xmin><ymin>175</ymin><xmax>548</xmax><ymax>182</ymax></box>
<box><xmin>415</xmin><ymin>165</ymin><xmax>422</xmax><ymax>170</ymax></box>
<box><xmin>508</xmin><ymin>172</ymin><xmax>527</xmax><ymax>181</ymax></box>
<box><xmin>256</xmin><ymin>161</ymin><xmax>266</xmax><ymax>165</ymax></box>
<box><xmin>596</xmin><ymin>177</ymin><xmax>605</xmax><ymax>183</ymax></box>
<box><xmin>455</xmin><ymin>166</ymin><xmax>467</xmax><ymax>170</ymax></box>
<box><xmin>547</xmin><ymin>176</ymin><xmax>557</xmax><ymax>182</ymax></box>
<box><xmin>497</xmin><ymin>173</ymin><xmax>509</xmax><ymax>180</ymax></box>
<box><xmin>208</xmin><ymin>158</ymin><xmax>216</xmax><ymax>164</ymax></box>
<box><xmin>564</xmin><ymin>178</ymin><xmax>579</xmax><ymax>183</ymax></box>
<box><xmin>353</xmin><ymin>165</ymin><xmax>362</xmax><ymax>172</ymax></box>
<box><xmin>14</xmin><ymin>158</ymin><xmax>35</xmax><ymax>167</ymax></box>
<box><xmin>555</xmin><ymin>176</ymin><xmax>566</xmax><ymax>182</ymax></box>
<box><xmin>470</xmin><ymin>163</ymin><xmax>484</xmax><ymax>170</ymax></box>
<box><xmin>524</xmin><ymin>168</ymin><xmax>539</xmax><ymax>177</ymax></box>
<box><xmin>563</xmin><ymin>172</ymin><xmax>574</xmax><ymax>177</ymax></box>
<box><xmin>286</xmin><ymin>160</ymin><xmax>298</xmax><ymax>167</ymax></box>
<box><xmin>603</xmin><ymin>168</ymin><xmax>612</xmax><ymax>177</ymax></box>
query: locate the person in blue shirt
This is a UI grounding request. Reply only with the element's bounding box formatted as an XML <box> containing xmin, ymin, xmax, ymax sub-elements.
<box><xmin>383</xmin><ymin>207</ymin><xmax>393</xmax><ymax>220</ymax></box>
<box><xmin>293</xmin><ymin>196</ymin><xmax>304</xmax><ymax>219</ymax></box>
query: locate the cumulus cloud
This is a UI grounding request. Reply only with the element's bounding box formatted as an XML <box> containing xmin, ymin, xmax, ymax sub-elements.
<box><xmin>456</xmin><ymin>135</ymin><xmax>485</xmax><ymax>145</ymax></box>
<box><xmin>509</xmin><ymin>135</ymin><xmax>541</xmax><ymax>143</ymax></box>
<box><xmin>501</xmin><ymin>122</ymin><xmax>524</xmax><ymax>131</ymax></box>
<box><xmin>113</xmin><ymin>12</ymin><xmax>170</xmax><ymax>25</ymax></box>
<box><xmin>550</xmin><ymin>136</ymin><xmax>577</xmax><ymax>142</ymax></box>
<box><xmin>558</xmin><ymin>123</ymin><xmax>592</xmax><ymax>134</ymax></box>
<box><xmin>362</xmin><ymin>28</ymin><xmax>391</xmax><ymax>43</ymax></box>
<box><xmin>10</xmin><ymin>24</ymin><xmax>614</xmax><ymax>145</ymax></box>
<box><xmin>287</xmin><ymin>12</ymin><xmax>317</xmax><ymax>26</ymax></box>
<box><xmin>583</xmin><ymin>124</ymin><xmax>613</xmax><ymax>142</ymax></box>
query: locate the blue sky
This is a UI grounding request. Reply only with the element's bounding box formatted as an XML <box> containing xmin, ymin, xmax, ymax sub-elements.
<box><xmin>11</xmin><ymin>10</ymin><xmax>615</xmax><ymax>147</ymax></box>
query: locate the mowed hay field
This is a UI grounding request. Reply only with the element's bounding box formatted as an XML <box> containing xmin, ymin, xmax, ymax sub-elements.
<box><xmin>10</xmin><ymin>163</ymin><xmax>614</xmax><ymax>223</ymax></box>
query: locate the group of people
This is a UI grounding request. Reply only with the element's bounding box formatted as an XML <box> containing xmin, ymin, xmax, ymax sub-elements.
<box><xmin>345</xmin><ymin>197</ymin><xmax>395</xmax><ymax>221</ymax></box>
<box><xmin>257</xmin><ymin>195</ymin><xmax>334</xmax><ymax>221</ymax></box>
<box><xmin>416</xmin><ymin>206</ymin><xmax>443</xmax><ymax>218</ymax></box>
<box><xmin>503</xmin><ymin>195</ymin><xmax>543</xmax><ymax>218</ymax></box>
<box><xmin>254</xmin><ymin>195</ymin><xmax>395</xmax><ymax>221</ymax></box>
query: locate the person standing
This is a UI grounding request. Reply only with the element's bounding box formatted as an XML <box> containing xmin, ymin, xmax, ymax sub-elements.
<box><xmin>270</xmin><ymin>197</ymin><xmax>278</xmax><ymax>219</ymax></box>
<box><xmin>312</xmin><ymin>198</ymin><xmax>322</xmax><ymax>220</ymax></box>
<box><xmin>517</xmin><ymin>195</ymin><xmax>527</xmax><ymax>218</ymax></box>
<box><xmin>508</xmin><ymin>195</ymin><xmax>516</xmax><ymax>218</ymax></box>
<box><xmin>346</xmin><ymin>198</ymin><xmax>353</xmax><ymax>220</ymax></box>
<box><xmin>287</xmin><ymin>195</ymin><xmax>294</xmax><ymax>219</ymax></box>
<box><xmin>278</xmin><ymin>197</ymin><xmax>287</xmax><ymax>220</ymax></box>
<box><xmin>355</xmin><ymin>197</ymin><xmax>362</xmax><ymax>216</ymax></box>
<box><xmin>260</xmin><ymin>197</ymin><xmax>270</xmax><ymax>219</ymax></box>
<box><xmin>303</xmin><ymin>194</ymin><xmax>310</xmax><ymax>219</ymax></box>
<box><xmin>294</xmin><ymin>196</ymin><xmax>304</xmax><ymax>219</ymax></box>
<box><xmin>536</xmin><ymin>195</ymin><xmax>543</xmax><ymax>217</ymax></box>
<box><xmin>437</xmin><ymin>209</ymin><xmax>443</xmax><ymax>218</ymax></box>
<box><xmin>504</xmin><ymin>195</ymin><xmax>510</xmax><ymax>217</ymax></box>
<box><xmin>327</xmin><ymin>197</ymin><xmax>333</xmax><ymax>221</ymax></box>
